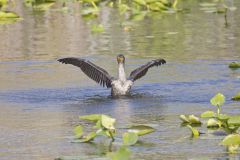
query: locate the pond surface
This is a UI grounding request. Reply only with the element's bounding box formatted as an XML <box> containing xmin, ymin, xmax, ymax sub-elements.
<box><xmin>1</xmin><ymin>1</ymin><xmax>240</xmax><ymax>160</ymax></box>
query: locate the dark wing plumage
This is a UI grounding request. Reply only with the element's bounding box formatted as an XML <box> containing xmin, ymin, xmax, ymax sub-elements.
<box><xmin>58</xmin><ymin>57</ymin><xmax>114</xmax><ymax>88</ymax></box>
<box><xmin>128</xmin><ymin>59</ymin><xmax>166</xmax><ymax>82</ymax></box>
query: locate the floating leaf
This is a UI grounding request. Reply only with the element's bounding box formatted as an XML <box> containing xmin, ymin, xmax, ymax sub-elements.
<box><xmin>228</xmin><ymin>116</ymin><xmax>240</xmax><ymax>126</ymax></box>
<box><xmin>122</xmin><ymin>132</ymin><xmax>138</xmax><ymax>146</ymax></box>
<box><xmin>101</xmin><ymin>115</ymin><xmax>116</xmax><ymax>130</ymax></box>
<box><xmin>74</xmin><ymin>125</ymin><xmax>83</xmax><ymax>138</ymax></box>
<box><xmin>127</xmin><ymin>125</ymin><xmax>156</xmax><ymax>136</ymax></box>
<box><xmin>73</xmin><ymin>132</ymin><xmax>96</xmax><ymax>143</ymax></box>
<box><xmin>187</xmin><ymin>125</ymin><xmax>199</xmax><ymax>137</ymax></box>
<box><xmin>207</xmin><ymin>118</ymin><xmax>220</xmax><ymax>128</ymax></box>
<box><xmin>0</xmin><ymin>11</ymin><xmax>19</xmax><ymax>18</ymax></box>
<box><xmin>210</xmin><ymin>93</ymin><xmax>225</xmax><ymax>107</ymax></box>
<box><xmin>179</xmin><ymin>115</ymin><xmax>190</xmax><ymax>123</ymax></box>
<box><xmin>201</xmin><ymin>111</ymin><xmax>215</xmax><ymax>118</ymax></box>
<box><xmin>229</xmin><ymin>62</ymin><xmax>240</xmax><ymax>69</ymax></box>
<box><xmin>33</xmin><ymin>2</ymin><xmax>55</xmax><ymax>11</ymax></box>
<box><xmin>79</xmin><ymin>114</ymin><xmax>101</xmax><ymax>122</ymax></box>
<box><xmin>232</xmin><ymin>93</ymin><xmax>240</xmax><ymax>101</ymax></box>
<box><xmin>188</xmin><ymin>115</ymin><xmax>201</xmax><ymax>124</ymax></box>
<box><xmin>221</xmin><ymin>134</ymin><xmax>240</xmax><ymax>146</ymax></box>
<box><xmin>107</xmin><ymin>146</ymin><xmax>132</xmax><ymax>160</ymax></box>
<box><xmin>217</xmin><ymin>114</ymin><xmax>230</xmax><ymax>122</ymax></box>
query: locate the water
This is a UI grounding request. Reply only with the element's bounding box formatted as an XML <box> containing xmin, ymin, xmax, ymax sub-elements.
<box><xmin>0</xmin><ymin>1</ymin><xmax>240</xmax><ymax>160</ymax></box>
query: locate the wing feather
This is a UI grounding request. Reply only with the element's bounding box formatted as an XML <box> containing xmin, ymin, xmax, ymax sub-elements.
<box><xmin>128</xmin><ymin>59</ymin><xmax>166</xmax><ymax>82</ymax></box>
<box><xmin>58</xmin><ymin>57</ymin><xmax>114</xmax><ymax>88</ymax></box>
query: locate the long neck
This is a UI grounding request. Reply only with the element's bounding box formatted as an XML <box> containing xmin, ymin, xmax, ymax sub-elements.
<box><xmin>118</xmin><ymin>63</ymin><xmax>126</xmax><ymax>81</ymax></box>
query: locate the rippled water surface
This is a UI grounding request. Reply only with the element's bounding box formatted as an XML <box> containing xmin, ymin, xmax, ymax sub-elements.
<box><xmin>1</xmin><ymin>1</ymin><xmax>240</xmax><ymax>160</ymax></box>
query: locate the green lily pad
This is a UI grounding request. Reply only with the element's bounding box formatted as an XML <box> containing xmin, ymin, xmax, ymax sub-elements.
<box><xmin>101</xmin><ymin>115</ymin><xmax>116</xmax><ymax>130</ymax></box>
<box><xmin>72</xmin><ymin>132</ymin><xmax>96</xmax><ymax>143</ymax></box>
<box><xmin>188</xmin><ymin>115</ymin><xmax>201</xmax><ymax>124</ymax></box>
<box><xmin>229</xmin><ymin>62</ymin><xmax>240</xmax><ymax>69</ymax></box>
<box><xmin>228</xmin><ymin>116</ymin><xmax>240</xmax><ymax>126</ymax></box>
<box><xmin>232</xmin><ymin>93</ymin><xmax>240</xmax><ymax>101</ymax></box>
<box><xmin>127</xmin><ymin>125</ymin><xmax>156</xmax><ymax>136</ymax></box>
<box><xmin>221</xmin><ymin>134</ymin><xmax>240</xmax><ymax>146</ymax></box>
<box><xmin>0</xmin><ymin>11</ymin><xmax>20</xmax><ymax>18</ymax></box>
<box><xmin>74</xmin><ymin>125</ymin><xmax>83</xmax><ymax>138</ymax></box>
<box><xmin>79</xmin><ymin>114</ymin><xmax>101</xmax><ymax>122</ymax></box>
<box><xmin>179</xmin><ymin>115</ymin><xmax>190</xmax><ymax>123</ymax></box>
<box><xmin>207</xmin><ymin>118</ymin><xmax>220</xmax><ymax>128</ymax></box>
<box><xmin>33</xmin><ymin>2</ymin><xmax>55</xmax><ymax>11</ymax></box>
<box><xmin>210</xmin><ymin>93</ymin><xmax>225</xmax><ymax>107</ymax></box>
<box><xmin>107</xmin><ymin>146</ymin><xmax>132</xmax><ymax>160</ymax></box>
<box><xmin>179</xmin><ymin>115</ymin><xmax>201</xmax><ymax>124</ymax></box>
<box><xmin>201</xmin><ymin>111</ymin><xmax>215</xmax><ymax>118</ymax></box>
<box><xmin>187</xmin><ymin>125</ymin><xmax>200</xmax><ymax>137</ymax></box>
<box><xmin>217</xmin><ymin>114</ymin><xmax>230</xmax><ymax>122</ymax></box>
<box><xmin>122</xmin><ymin>132</ymin><xmax>138</xmax><ymax>146</ymax></box>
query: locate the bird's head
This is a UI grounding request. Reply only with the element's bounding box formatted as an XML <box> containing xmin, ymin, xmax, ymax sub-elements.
<box><xmin>117</xmin><ymin>54</ymin><xmax>125</xmax><ymax>64</ymax></box>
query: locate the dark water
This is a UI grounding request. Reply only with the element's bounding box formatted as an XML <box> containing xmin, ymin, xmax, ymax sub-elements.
<box><xmin>0</xmin><ymin>1</ymin><xmax>240</xmax><ymax>160</ymax></box>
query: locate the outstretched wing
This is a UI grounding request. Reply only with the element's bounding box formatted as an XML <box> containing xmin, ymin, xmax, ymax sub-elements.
<box><xmin>128</xmin><ymin>59</ymin><xmax>166</xmax><ymax>82</ymax></box>
<box><xmin>58</xmin><ymin>57</ymin><xmax>114</xmax><ymax>88</ymax></box>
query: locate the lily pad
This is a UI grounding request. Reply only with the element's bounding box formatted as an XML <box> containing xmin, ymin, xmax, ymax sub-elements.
<box><xmin>228</xmin><ymin>116</ymin><xmax>240</xmax><ymax>126</ymax></box>
<box><xmin>33</xmin><ymin>2</ymin><xmax>55</xmax><ymax>11</ymax></box>
<box><xmin>187</xmin><ymin>125</ymin><xmax>200</xmax><ymax>137</ymax></box>
<box><xmin>122</xmin><ymin>132</ymin><xmax>138</xmax><ymax>146</ymax></box>
<box><xmin>179</xmin><ymin>115</ymin><xmax>190</xmax><ymax>123</ymax></box>
<box><xmin>201</xmin><ymin>111</ymin><xmax>215</xmax><ymax>118</ymax></box>
<box><xmin>232</xmin><ymin>93</ymin><xmax>240</xmax><ymax>101</ymax></box>
<box><xmin>107</xmin><ymin>146</ymin><xmax>132</xmax><ymax>160</ymax></box>
<box><xmin>217</xmin><ymin>114</ymin><xmax>230</xmax><ymax>122</ymax></box>
<box><xmin>179</xmin><ymin>115</ymin><xmax>201</xmax><ymax>124</ymax></box>
<box><xmin>210</xmin><ymin>93</ymin><xmax>225</xmax><ymax>107</ymax></box>
<box><xmin>74</xmin><ymin>125</ymin><xmax>83</xmax><ymax>138</ymax></box>
<box><xmin>229</xmin><ymin>62</ymin><xmax>240</xmax><ymax>69</ymax></box>
<box><xmin>72</xmin><ymin>132</ymin><xmax>96</xmax><ymax>143</ymax></box>
<box><xmin>207</xmin><ymin>118</ymin><xmax>220</xmax><ymax>128</ymax></box>
<box><xmin>188</xmin><ymin>115</ymin><xmax>201</xmax><ymax>124</ymax></box>
<box><xmin>79</xmin><ymin>114</ymin><xmax>101</xmax><ymax>122</ymax></box>
<box><xmin>0</xmin><ymin>11</ymin><xmax>20</xmax><ymax>18</ymax></box>
<box><xmin>101</xmin><ymin>115</ymin><xmax>116</xmax><ymax>130</ymax></box>
<box><xmin>127</xmin><ymin>125</ymin><xmax>156</xmax><ymax>136</ymax></box>
<box><xmin>221</xmin><ymin>134</ymin><xmax>240</xmax><ymax>146</ymax></box>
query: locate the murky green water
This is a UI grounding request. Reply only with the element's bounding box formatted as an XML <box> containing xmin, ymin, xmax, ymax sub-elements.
<box><xmin>1</xmin><ymin>1</ymin><xmax>240</xmax><ymax>160</ymax></box>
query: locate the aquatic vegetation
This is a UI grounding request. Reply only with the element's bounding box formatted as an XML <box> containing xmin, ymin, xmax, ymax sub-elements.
<box><xmin>229</xmin><ymin>62</ymin><xmax>240</xmax><ymax>69</ymax></box>
<box><xmin>67</xmin><ymin>114</ymin><xmax>156</xmax><ymax>159</ymax></box>
<box><xmin>180</xmin><ymin>93</ymin><xmax>240</xmax><ymax>153</ymax></box>
<box><xmin>231</xmin><ymin>93</ymin><xmax>240</xmax><ymax>101</ymax></box>
<box><xmin>0</xmin><ymin>0</ymin><xmax>22</xmax><ymax>24</ymax></box>
<box><xmin>24</xmin><ymin>0</ymin><xmax>56</xmax><ymax>11</ymax></box>
<box><xmin>179</xmin><ymin>114</ymin><xmax>201</xmax><ymax>124</ymax></box>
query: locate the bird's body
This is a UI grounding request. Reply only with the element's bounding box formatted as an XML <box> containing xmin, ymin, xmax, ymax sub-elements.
<box><xmin>58</xmin><ymin>55</ymin><xmax>166</xmax><ymax>97</ymax></box>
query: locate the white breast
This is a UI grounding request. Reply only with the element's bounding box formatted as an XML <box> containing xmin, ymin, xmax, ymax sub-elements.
<box><xmin>111</xmin><ymin>80</ymin><xmax>133</xmax><ymax>96</ymax></box>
